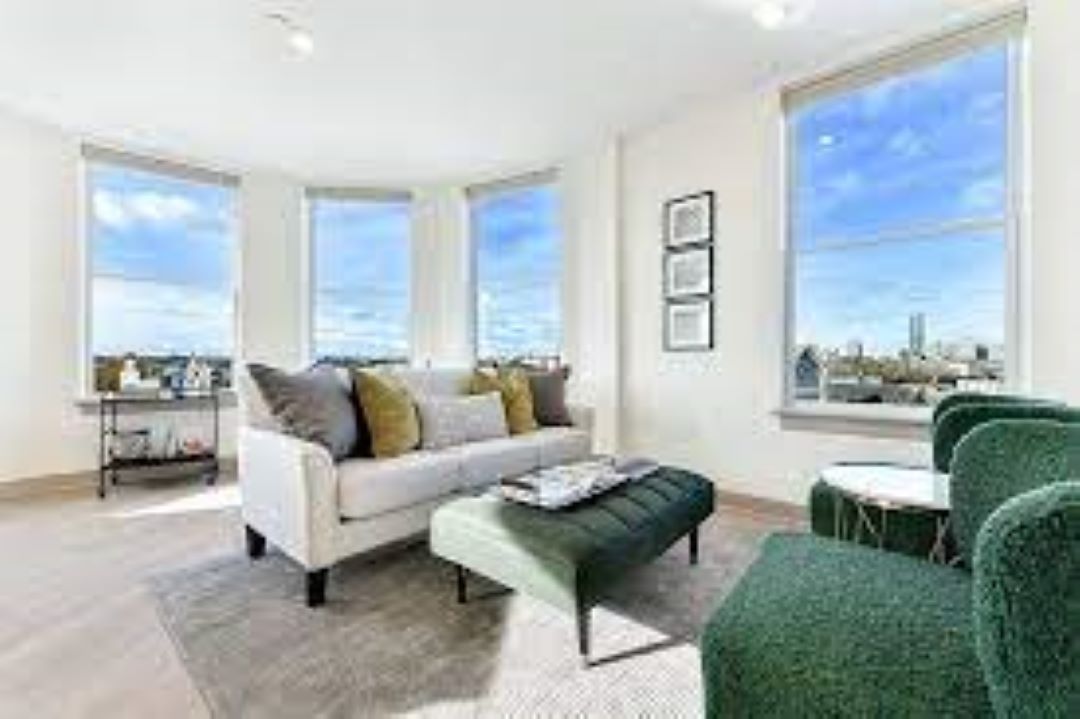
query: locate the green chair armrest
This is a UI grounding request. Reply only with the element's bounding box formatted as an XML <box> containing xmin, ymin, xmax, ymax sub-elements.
<box><xmin>973</xmin><ymin>481</ymin><xmax>1080</xmax><ymax>718</ymax></box>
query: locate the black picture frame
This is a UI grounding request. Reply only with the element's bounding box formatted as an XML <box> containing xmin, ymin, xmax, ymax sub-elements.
<box><xmin>663</xmin><ymin>298</ymin><xmax>714</xmax><ymax>352</ymax></box>
<box><xmin>664</xmin><ymin>190</ymin><xmax>715</xmax><ymax>249</ymax></box>
<box><xmin>664</xmin><ymin>245</ymin><xmax>714</xmax><ymax>299</ymax></box>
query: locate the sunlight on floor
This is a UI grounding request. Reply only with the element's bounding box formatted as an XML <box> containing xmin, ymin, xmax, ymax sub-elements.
<box><xmin>106</xmin><ymin>484</ymin><xmax>241</xmax><ymax>519</ymax></box>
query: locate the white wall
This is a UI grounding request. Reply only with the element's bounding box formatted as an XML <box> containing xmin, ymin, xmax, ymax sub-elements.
<box><xmin>1028</xmin><ymin>0</ymin><xmax>1080</xmax><ymax>404</ymax></box>
<box><xmin>561</xmin><ymin>142</ymin><xmax>622</xmax><ymax>452</ymax></box>
<box><xmin>614</xmin><ymin>5</ymin><xmax>1080</xmax><ymax>506</ymax></box>
<box><xmin>0</xmin><ymin>109</ymin><xmax>92</xmax><ymax>480</ymax></box>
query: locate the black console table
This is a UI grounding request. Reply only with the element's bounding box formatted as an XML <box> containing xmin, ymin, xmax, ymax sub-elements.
<box><xmin>97</xmin><ymin>390</ymin><xmax>221</xmax><ymax>499</ymax></box>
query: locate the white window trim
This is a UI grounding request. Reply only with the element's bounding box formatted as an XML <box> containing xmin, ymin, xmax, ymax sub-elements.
<box><xmin>77</xmin><ymin>145</ymin><xmax>242</xmax><ymax>401</ymax></box>
<box><xmin>303</xmin><ymin>187</ymin><xmax>415</xmax><ymax>366</ymax></box>
<box><xmin>779</xmin><ymin>11</ymin><xmax>1028</xmax><ymax>425</ymax></box>
<box><xmin>467</xmin><ymin>169</ymin><xmax>563</xmax><ymax>364</ymax></box>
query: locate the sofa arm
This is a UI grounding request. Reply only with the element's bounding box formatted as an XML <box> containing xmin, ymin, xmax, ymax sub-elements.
<box><xmin>567</xmin><ymin>403</ymin><xmax>595</xmax><ymax>435</ymax></box>
<box><xmin>238</xmin><ymin>427</ymin><xmax>339</xmax><ymax>570</ymax></box>
<box><xmin>973</xmin><ymin>481</ymin><xmax>1080</xmax><ymax>718</ymax></box>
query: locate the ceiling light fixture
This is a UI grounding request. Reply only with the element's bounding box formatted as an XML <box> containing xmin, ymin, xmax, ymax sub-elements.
<box><xmin>753</xmin><ymin>1</ymin><xmax>792</xmax><ymax>30</ymax></box>
<box><xmin>266</xmin><ymin>12</ymin><xmax>315</xmax><ymax>57</ymax></box>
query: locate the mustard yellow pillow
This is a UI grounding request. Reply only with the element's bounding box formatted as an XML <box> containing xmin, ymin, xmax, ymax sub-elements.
<box><xmin>354</xmin><ymin>371</ymin><xmax>420</xmax><ymax>458</ymax></box>
<box><xmin>470</xmin><ymin>369</ymin><xmax>538</xmax><ymax>435</ymax></box>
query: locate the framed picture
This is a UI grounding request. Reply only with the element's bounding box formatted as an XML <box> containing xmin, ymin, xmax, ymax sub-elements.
<box><xmin>665</xmin><ymin>298</ymin><xmax>714</xmax><ymax>351</ymax></box>
<box><xmin>664</xmin><ymin>191</ymin><xmax>714</xmax><ymax>248</ymax></box>
<box><xmin>665</xmin><ymin>246</ymin><xmax>713</xmax><ymax>299</ymax></box>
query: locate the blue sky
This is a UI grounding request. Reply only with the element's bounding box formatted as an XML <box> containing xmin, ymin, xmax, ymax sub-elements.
<box><xmin>793</xmin><ymin>42</ymin><xmax>1009</xmax><ymax>356</ymax></box>
<box><xmin>472</xmin><ymin>184</ymin><xmax>561</xmax><ymax>359</ymax></box>
<box><xmin>91</xmin><ymin>165</ymin><xmax>235</xmax><ymax>357</ymax></box>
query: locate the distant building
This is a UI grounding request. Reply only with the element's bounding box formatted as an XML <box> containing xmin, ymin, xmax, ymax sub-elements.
<box><xmin>909</xmin><ymin>313</ymin><xmax>926</xmax><ymax>357</ymax></box>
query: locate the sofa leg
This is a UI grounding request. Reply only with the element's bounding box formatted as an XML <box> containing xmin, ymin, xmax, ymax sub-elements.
<box><xmin>245</xmin><ymin>525</ymin><xmax>266</xmax><ymax>559</ymax></box>
<box><xmin>689</xmin><ymin>526</ymin><xmax>700</xmax><ymax>566</ymax></box>
<box><xmin>306</xmin><ymin>569</ymin><xmax>328</xmax><ymax>608</ymax></box>
<box><xmin>455</xmin><ymin>564</ymin><xmax>468</xmax><ymax>604</ymax></box>
<box><xmin>576</xmin><ymin>599</ymin><xmax>591</xmax><ymax>666</ymax></box>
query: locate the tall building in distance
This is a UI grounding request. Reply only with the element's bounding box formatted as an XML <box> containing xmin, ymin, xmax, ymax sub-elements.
<box><xmin>909</xmin><ymin>312</ymin><xmax>927</xmax><ymax>358</ymax></box>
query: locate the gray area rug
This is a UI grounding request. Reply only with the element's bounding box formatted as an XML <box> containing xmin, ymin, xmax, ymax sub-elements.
<box><xmin>150</xmin><ymin>510</ymin><xmax>794</xmax><ymax>718</ymax></box>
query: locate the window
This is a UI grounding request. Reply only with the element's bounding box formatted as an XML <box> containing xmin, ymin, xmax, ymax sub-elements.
<box><xmin>470</xmin><ymin>175</ymin><xmax>562</xmax><ymax>362</ymax></box>
<box><xmin>308</xmin><ymin>190</ymin><xmax>412</xmax><ymax>364</ymax></box>
<box><xmin>786</xmin><ymin>18</ymin><xmax>1022</xmax><ymax>408</ymax></box>
<box><xmin>85</xmin><ymin>148</ymin><xmax>238</xmax><ymax>393</ymax></box>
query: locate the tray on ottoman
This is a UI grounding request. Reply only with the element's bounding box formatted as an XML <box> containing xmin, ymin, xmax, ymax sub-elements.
<box><xmin>429</xmin><ymin>465</ymin><xmax>714</xmax><ymax>664</ymax></box>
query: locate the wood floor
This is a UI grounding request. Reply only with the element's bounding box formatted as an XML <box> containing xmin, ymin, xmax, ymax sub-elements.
<box><xmin>0</xmin><ymin>475</ymin><xmax>795</xmax><ymax>719</ymax></box>
<box><xmin>0</xmin><ymin>477</ymin><xmax>242</xmax><ymax>718</ymax></box>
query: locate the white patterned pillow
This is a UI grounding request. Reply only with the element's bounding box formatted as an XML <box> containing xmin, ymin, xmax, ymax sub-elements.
<box><xmin>416</xmin><ymin>393</ymin><xmax>508</xmax><ymax>450</ymax></box>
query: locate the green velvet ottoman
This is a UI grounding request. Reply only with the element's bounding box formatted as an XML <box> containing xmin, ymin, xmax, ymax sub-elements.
<box><xmin>430</xmin><ymin>466</ymin><xmax>715</xmax><ymax>662</ymax></box>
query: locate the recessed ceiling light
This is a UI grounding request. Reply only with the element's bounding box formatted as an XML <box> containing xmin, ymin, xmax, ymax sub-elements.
<box><xmin>753</xmin><ymin>2</ymin><xmax>791</xmax><ymax>30</ymax></box>
<box><xmin>266</xmin><ymin>12</ymin><xmax>314</xmax><ymax>57</ymax></box>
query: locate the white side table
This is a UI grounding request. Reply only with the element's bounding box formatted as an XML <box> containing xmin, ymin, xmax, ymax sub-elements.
<box><xmin>820</xmin><ymin>463</ymin><xmax>952</xmax><ymax>564</ymax></box>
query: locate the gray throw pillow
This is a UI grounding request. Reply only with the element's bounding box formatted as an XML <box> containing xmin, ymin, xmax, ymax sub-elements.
<box><xmin>247</xmin><ymin>363</ymin><xmax>359</xmax><ymax>461</ymax></box>
<box><xmin>528</xmin><ymin>367</ymin><xmax>573</xmax><ymax>427</ymax></box>
<box><xmin>416</xmin><ymin>393</ymin><xmax>509</xmax><ymax>450</ymax></box>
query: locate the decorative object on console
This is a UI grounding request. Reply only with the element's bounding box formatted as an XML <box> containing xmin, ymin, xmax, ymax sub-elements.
<box><xmin>247</xmin><ymin>363</ymin><xmax>360</xmax><ymax>461</ymax></box>
<box><xmin>666</xmin><ymin>298</ymin><xmax>714</xmax><ymax>351</ymax></box>
<box><xmin>354</xmin><ymin>370</ymin><xmax>420</xmax><ymax>458</ymax></box>
<box><xmin>119</xmin><ymin>354</ymin><xmax>142</xmax><ymax>391</ymax></box>
<box><xmin>664</xmin><ymin>191</ymin><xmax>714</xmax><ymax>248</ymax></box>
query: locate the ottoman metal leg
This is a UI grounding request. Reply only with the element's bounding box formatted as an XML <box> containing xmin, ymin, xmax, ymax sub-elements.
<box><xmin>689</xmin><ymin>526</ymin><xmax>700</xmax><ymax>566</ymax></box>
<box><xmin>455</xmin><ymin>564</ymin><xmax>468</xmax><ymax>604</ymax></box>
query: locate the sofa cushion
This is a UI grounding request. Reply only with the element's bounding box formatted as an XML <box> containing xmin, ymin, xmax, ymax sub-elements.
<box><xmin>527</xmin><ymin>367</ymin><xmax>573</xmax><ymax>427</ymax></box>
<box><xmin>337</xmin><ymin>452</ymin><xmax>463</xmax><ymax>520</ymax></box>
<box><xmin>355</xmin><ymin>371</ymin><xmax>420</xmax><ymax>459</ymax></box>
<box><xmin>416</xmin><ymin>392</ymin><xmax>508</xmax><ymax>450</ymax></box>
<box><xmin>470</xmin><ymin>369</ymin><xmax>539</xmax><ymax>435</ymax></box>
<box><xmin>522</xmin><ymin>427</ymin><xmax>593</xmax><ymax>468</ymax></box>
<box><xmin>702</xmin><ymin>534</ymin><xmax>991</xmax><ymax>718</ymax></box>
<box><xmin>448</xmin><ymin>436</ymin><xmax>540</xmax><ymax>490</ymax></box>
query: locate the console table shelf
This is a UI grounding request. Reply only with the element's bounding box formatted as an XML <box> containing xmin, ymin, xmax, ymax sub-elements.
<box><xmin>97</xmin><ymin>390</ymin><xmax>220</xmax><ymax>499</ymax></box>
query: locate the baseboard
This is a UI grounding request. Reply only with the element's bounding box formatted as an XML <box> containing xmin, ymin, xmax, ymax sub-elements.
<box><xmin>0</xmin><ymin>458</ymin><xmax>238</xmax><ymax>501</ymax></box>
<box><xmin>715</xmin><ymin>489</ymin><xmax>804</xmax><ymax>523</ymax></box>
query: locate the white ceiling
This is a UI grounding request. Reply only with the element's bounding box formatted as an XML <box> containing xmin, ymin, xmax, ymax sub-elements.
<box><xmin>0</xmin><ymin>0</ymin><xmax>1007</xmax><ymax>184</ymax></box>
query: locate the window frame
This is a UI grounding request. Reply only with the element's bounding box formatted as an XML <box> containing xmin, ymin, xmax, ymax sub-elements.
<box><xmin>467</xmin><ymin>169</ymin><xmax>564</xmax><ymax>366</ymax></box>
<box><xmin>78</xmin><ymin>145</ymin><xmax>241</xmax><ymax>399</ymax></box>
<box><xmin>780</xmin><ymin>11</ymin><xmax>1028</xmax><ymax>420</ymax></box>
<box><xmin>303</xmin><ymin>186</ymin><xmax>415</xmax><ymax>367</ymax></box>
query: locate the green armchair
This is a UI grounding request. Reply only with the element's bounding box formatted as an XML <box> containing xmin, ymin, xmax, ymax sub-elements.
<box><xmin>702</xmin><ymin>419</ymin><xmax>1080</xmax><ymax>717</ymax></box>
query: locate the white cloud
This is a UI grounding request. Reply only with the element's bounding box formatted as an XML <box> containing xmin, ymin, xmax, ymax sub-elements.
<box><xmin>961</xmin><ymin>176</ymin><xmax>1004</xmax><ymax>213</ymax></box>
<box><xmin>93</xmin><ymin>189</ymin><xmax>202</xmax><ymax>230</ymax></box>
<box><xmin>886</xmin><ymin>127</ymin><xmax>926</xmax><ymax>160</ymax></box>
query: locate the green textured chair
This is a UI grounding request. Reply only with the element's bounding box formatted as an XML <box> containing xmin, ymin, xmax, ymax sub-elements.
<box><xmin>808</xmin><ymin>395</ymin><xmax>1068</xmax><ymax>560</ymax></box>
<box><xmin>702</xmin><ymin>418</ymin><xmax>1080</xmax><ymax>718</ymax></box>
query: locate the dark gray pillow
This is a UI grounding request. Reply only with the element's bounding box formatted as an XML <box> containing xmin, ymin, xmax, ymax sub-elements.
<box><xmin>528</xmin><ymin>367</ymin><xmax>573</xmax><ymax>427</ymax></box>
<box><xmin>247</xmin><ymin>363</ymin><xmax>359</xmax><ymax>461</ymax></box>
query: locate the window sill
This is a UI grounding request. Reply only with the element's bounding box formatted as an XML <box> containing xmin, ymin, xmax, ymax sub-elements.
<box><xmin>776</xmin><ymin>403</ymin><xmax>930</xmax><ymax>439</ymax></box>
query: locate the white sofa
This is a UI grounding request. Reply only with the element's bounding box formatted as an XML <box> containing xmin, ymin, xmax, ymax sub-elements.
<box><xmin>237</xmin><ymin>366</ymin><xmax>594</xmax><ymax>606</ymax></box>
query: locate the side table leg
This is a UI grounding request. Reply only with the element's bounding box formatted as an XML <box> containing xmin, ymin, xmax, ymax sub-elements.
<box><xmin>455</xmin><ymin>564</ymin><xmax>467</xmax><ymax>604</ymax></box>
